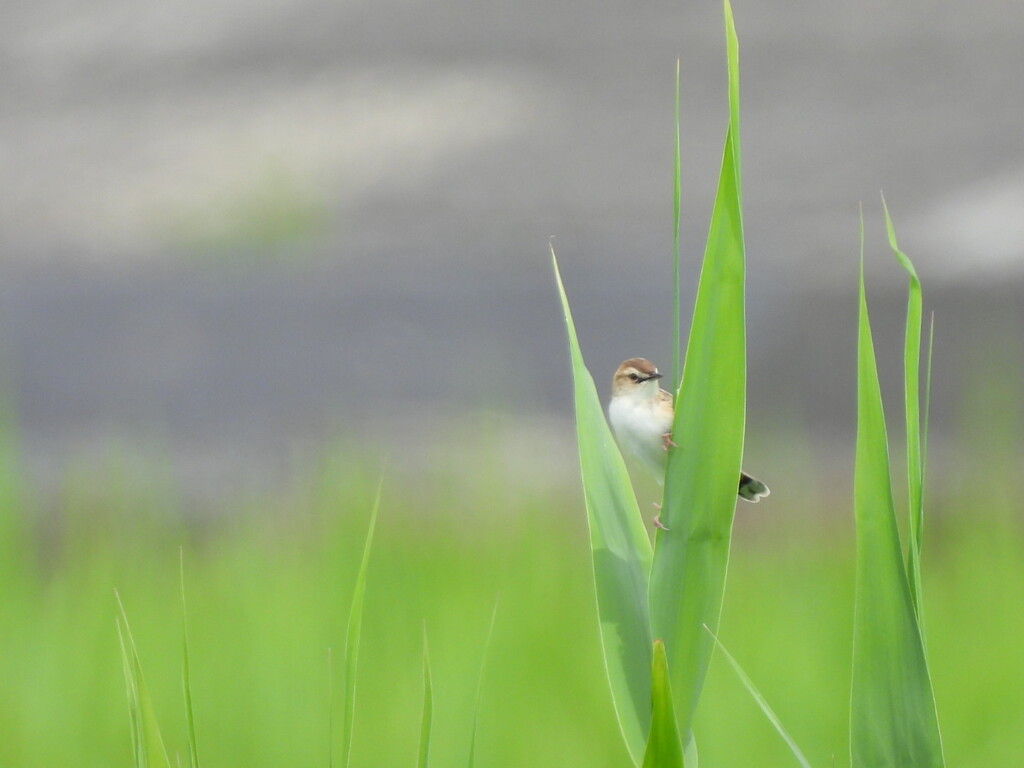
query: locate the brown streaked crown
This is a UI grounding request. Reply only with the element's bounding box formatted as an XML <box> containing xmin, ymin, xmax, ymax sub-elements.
<box><xmin>612</xmin><ymin>358</ymin><xmax>662</xmax><ymax>394</ymax></box>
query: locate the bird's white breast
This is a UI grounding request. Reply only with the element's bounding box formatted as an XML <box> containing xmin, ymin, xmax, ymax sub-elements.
<box><xmin>608</xmin><ymin>393</ymin><xmax>672</xmax><ymax>480</ymax></box>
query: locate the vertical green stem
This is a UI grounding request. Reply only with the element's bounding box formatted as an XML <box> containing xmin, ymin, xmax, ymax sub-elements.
<box><xmin>672</xmin><ymin>58</ymin><xmax>682</xmax><ymax>391</ymax></box>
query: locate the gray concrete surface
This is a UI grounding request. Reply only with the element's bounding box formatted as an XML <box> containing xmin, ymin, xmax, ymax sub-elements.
<box><xmin>2</xmin><ymin>0</ymin><xmax>1023</xmax><ymax>494</ymax></box>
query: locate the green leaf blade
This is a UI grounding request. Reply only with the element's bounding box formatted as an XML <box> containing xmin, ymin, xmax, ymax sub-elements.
<box><xmin>850</xmin><ymin>241</ymin><xmax>943</xmax><ymax>768</ymax></box>
<box><xmin>117</xmin><ymin>594</ymin><xmax>173</xmax><ymax>768</ymax></box>
<box><xmin>341</xmin><ymin>479</ymin><xmax>382</xmax><ymax>768</ymax></box>
<box><xmin>882</xmin><ymin>196</ymin><xmax>926</xmax><ymax>622</ymax></box>
<box><xmin>467</xmin><ymin>601</ymin><xmax>499</xmax><ymax>768</ymax></box>
<box><xmin>552</xmin><ymin>246</ymin><xmax>654</xmax><ymax>765</ymax></box>
<box><xmin>672</xmin><ymin>57</ymin><xmax>683</xmax><ymax>391</ymax></box>
<box><xmin>418</xmin><ymin>630</ymin><xmax>433</xmax><ymax>768</ymax></box>
<box><xmin>180</xmin><ymin>551</ymin><xmax>200</xmax><ymax>768</ymax></box>
<box><xmin>642</xmin><ymin>640</ymin><xmax>685</xmax><ymax>768</ymax></box>
<box><xmin>705</xmin><ymin>628</ymin><xmax>812</xmax><ymax>768</ymax></box>
<box><xmin>648</xmin><ymin>1</ymin><xmax>746</xmax><ymax>750</ymax></box>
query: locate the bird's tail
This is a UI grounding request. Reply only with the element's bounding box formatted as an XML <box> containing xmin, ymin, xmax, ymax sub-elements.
<box><xmin>738</xmin><ymin>472</ymin><xmax>770</xmax><ymax>502</ymax></box>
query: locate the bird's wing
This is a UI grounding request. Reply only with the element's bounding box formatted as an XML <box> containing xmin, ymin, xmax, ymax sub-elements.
<box><xmin>656</xmin><ymin>388</ymin><xmax>675</xmax><ymax>425</ymax></box>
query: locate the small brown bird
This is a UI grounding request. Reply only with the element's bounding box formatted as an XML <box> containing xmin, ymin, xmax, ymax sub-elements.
<box><xmin>608</xmin><ymin>358</ymin><xmax>769</xmax><ymax>525</ymax></box>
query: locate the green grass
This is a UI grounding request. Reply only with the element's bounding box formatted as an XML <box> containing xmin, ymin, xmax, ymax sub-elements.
<box><xmin>0</xmin><ymin>432</ymin><xmax>1021</xmax><ymax>766</ymax></box>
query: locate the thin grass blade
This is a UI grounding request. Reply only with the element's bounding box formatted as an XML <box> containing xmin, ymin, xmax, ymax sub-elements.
<box><xmin>922</xmin><ymin>313</ymin><xmax>935</xmax><ymax>483</ymax></box>
<box><xmin>850</xmin><ymin>228</ymin><xmax>943</xmax><ymax>767</ymax></box>
<box><xmin>117</xmin><ymin>592</ymin><xmax>173</xmax><ymax>768</ymax></box>
<box><xmin>881</xmin><ymin>195</ymin><xmax>925</xmax><ymax>617</ymax></box>
<box><xmin>328</xmin><ymin>648</ymin><xmax>335</xmax><ymax>768</ymax></box>
<box><xmin>724</xmin><ymin>0</ymin><xmax>742</xmax><ymax>204</ymax></box>
<box><xmin>552</xmin><ymin>245</ymin><xmax>654</xmax><ymax>764</ymax></box>
<box><xmin>649</xmin><ymin>1</ymin><xmax>746</xmax><ymax>752</ymax></box>
<box><xmin>117</xmin><ymin>620</ymin><xmax>142</xmax><ymax>765</ymax></box>
<box><xmin>467</xmin><ymin>600</ymin><xmax>499</xmax><ymax>767</ymax></box>
<box><xmin>704</xmin><ymin>627</ymin><xmax>812</xmax><ymax>768</ymax></box>
<box><xmin>179</xmin><ymin>551</ymin><xmax>200</xmax><ymax>768</ymax></box>
<box><xmin>418</xmin><ymin>629</ymin><xmax>433</xmax><ymax>768</ymax></box>
<box><xmin>641</xmin><ymin>640</ymin><xmax>685</xmax><ymax>768</ymax></box>
<box><xmin>341</xmin><ymin>478</ymin><xmax>382</xmax><ymax>768</ymax></box>
<box><xmin>672</xmin><ymin>57</ymin><xmax>683</xmax><ymax>390</ymax></box>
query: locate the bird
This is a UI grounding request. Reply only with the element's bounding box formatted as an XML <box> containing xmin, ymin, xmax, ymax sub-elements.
<box><xmin>608</xmin><ymin>357</ymin><xmax>769</xmax><ymax>528</ymax></box>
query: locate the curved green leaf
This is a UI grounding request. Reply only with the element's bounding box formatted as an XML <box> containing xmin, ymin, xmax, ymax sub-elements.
<box><xmin>552</xmin><ymin>246</ymin><xmax>654</xmax><ymax>765</ymax></box>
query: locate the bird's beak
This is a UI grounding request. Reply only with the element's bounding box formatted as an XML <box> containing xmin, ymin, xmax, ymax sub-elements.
<box><xmin>646</xmin><ymin>372</ymin><xmax>663</xmax><ymax>381</ymax></box>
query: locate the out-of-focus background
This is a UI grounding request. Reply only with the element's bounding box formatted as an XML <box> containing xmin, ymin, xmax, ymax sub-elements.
<box><xmin>2</xmin><ymin>0</ymin><xmax>1023</xmax><ymax>766</ymax></box>
<box><xmin>5</xmin><ymin>0</ymin><xmax>1023</xmax><ymax>494</ymax></box>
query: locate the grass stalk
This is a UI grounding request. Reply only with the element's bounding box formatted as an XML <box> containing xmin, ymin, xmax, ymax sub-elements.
<box><xmin>116</xmin><ymin>591</ymin><xmax>172</xmax><ymax>768</ymax></box>
<box><xmin>672</xmin><ymin>57</ymin><xmax>682</xmax><ymax>390</ymax></box>
<box><xmin>341</xmin><ymin>479</ymin><xmax>383</xmax><ymax>768</ymax></box>
<box><xmin>418</xmin><ymin>627</ymin><xmax>433</xmax><ymax>768</ymax></box>
<box><xmin>180</xmin><ymin>550</ymin><xmax>200</xmax><ymax>768</ymax></box>
<box><xmin>467</xmin><ymin>600</ymin><xmax>499</xmax><ymax>767</ymax></box>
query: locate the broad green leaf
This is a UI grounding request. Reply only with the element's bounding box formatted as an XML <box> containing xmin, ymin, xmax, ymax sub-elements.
<box><xmin>117</xmin><ymin>594</ymin><xmax>172</xmax><ymax>768</ymax></box>
<box><xmin>850</xmin><ymin>229</ymin><xmax>943</xmax><ymax>767</ymax></box>
<box><xmin>642</xmin><ymin>640</ymin><xmax>685</xmax><ymax>768</ymax></box>
<box><xmin>705</xmin><ymin>627</ymin><xmax>812</xmax><ymax>768</ymax></box>
<box><xmin>468</xmin><ymin>601</ymin><xmax>499</xmax><ymax>767</ymax></box>
<box><xmin>341</xmin><ymin>480</ymin><xmax>382</xmax><ymax>768</ymax></box>
<box><xmin>180</xmin><ymin>551</ymin><xmax>200</xmax><ymax>768</ymax></box>
<box><xmin>552</xmin><ymin>246</ymin><xmax>654</xmax><ymax>765</ymax></box>
<box><xmin>649</xmin><ymin>0</ymin><xmax>746</xmax><ymax>751</ymax></box>
<box><xmin>882</xmin><ymin>196</ymin><xmax>926</xmax><ymax>620</ymax></box>
<box><xmin>418</xmin><ymin>629</ymin><xmax>433</xmax><ymax>768</ymax></box>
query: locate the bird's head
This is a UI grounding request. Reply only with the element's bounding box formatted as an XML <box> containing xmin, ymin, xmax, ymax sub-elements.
<box><xmin>611</xmin><ymin>358</ymin><xmax>663</xmax><ymax>399</ymax></box>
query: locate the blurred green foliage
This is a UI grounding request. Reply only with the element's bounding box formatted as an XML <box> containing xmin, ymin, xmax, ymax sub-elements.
<box><xmin>0</xmin><ymin>425</ymin><xmax>1021</xmax><ymax>767</ymax></box>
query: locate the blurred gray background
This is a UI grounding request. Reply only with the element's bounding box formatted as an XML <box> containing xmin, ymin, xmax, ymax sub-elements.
<box><xmin>3</xmin><ymin>0</ymin><xmax>1023</xmax><ymax>498</ymax></box>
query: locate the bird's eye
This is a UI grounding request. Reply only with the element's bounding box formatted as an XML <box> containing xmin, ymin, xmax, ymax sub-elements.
<box><xmin>628</xmin><ymin>373</ymin><xmax>639</xmax><ymax>381</ymax></box>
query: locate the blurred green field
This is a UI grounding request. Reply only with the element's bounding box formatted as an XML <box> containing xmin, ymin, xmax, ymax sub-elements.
<box><xmin>0</xmin><ymin>425</ymin><xmax>1021</xmax><ymax>767</ymax></box>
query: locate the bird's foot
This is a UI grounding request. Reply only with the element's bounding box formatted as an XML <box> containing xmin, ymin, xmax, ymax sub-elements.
<box><xmin>661</xmin><ymin>433</ymin><xmax>677</xmax><ymax>451</ymax></box>
<box><xmin>653</xmin><ymin>515</ymin><xmax>669</xmax><ymax>531</ymax></box>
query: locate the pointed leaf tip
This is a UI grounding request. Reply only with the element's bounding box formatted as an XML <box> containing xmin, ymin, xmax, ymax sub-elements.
<box><xmin>642</xmin><ymin>640</ymin><xmax>685</xmax><ymax>768</ymax></box>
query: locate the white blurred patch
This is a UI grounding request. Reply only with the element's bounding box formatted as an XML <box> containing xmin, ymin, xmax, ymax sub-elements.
<box><xmin>911</xmin><ymin>170</ymin><xmax>1024</xmax><ymax>278</ymax></box>
<box><xmin>1</xmin><ymin>68</ymin><xmax>540</xmax><ymax>261</ymax></box>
